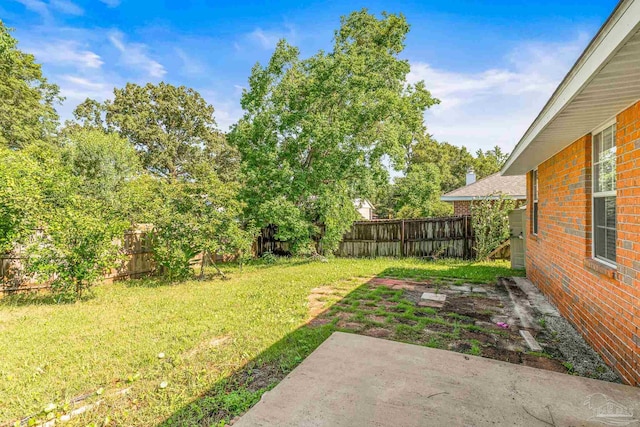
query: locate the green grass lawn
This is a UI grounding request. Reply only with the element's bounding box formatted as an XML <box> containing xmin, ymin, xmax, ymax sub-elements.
<box><xmin>0</xmin><ymin>258</ymin><xmax>523</xmax><ymax>426</ymax></box>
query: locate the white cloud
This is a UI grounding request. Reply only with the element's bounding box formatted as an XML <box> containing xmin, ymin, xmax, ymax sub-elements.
<box><xmin>49</xmin><ymin>0</ymin><xmax>83</xmax><ymax>15</ymax></box>
<box><xmin>14</xmin><ymin>0</ymin><xmax>50</xmax><ymax>19</ymax></box>
<box><xmin>249</xmin><ymin>28</ymin><xmax>281</xmax><ymax>49</ymax></box>
<box><xmin>407</xmin><ymin>34</ymin><xmax>590</xmax><ymax>154</ymax></box>
<box><xmin>199</xmin><ymin>89</ymin><xmax>243</xmax><ymax>131</ymax></box>
<box><xmin>53</xmin><ymin>74</ymin><xmax>116</xmax><ymax>124</ymax></box>
<box><xmin>246</xmin><ymin>25</ymin><xmax>296</xmax><ymax>50</ymax></box>
<box><xmin>14</xmin><ymin>0</ymin><xmax>83</xmax><ymax>19</ymax></box>
<box><xmin>27</xmin><ymin>40</ymin><xmax>103</xmax><ymax>69</ymax></box>
<box><xmin>175</xmin><ymin>48</ymin><xmax>205</xmax><ymax>75</ymax></box>
<box><xmin>109</xmin><ymin>30</ymin><xmax>166</xmax><ymax>78</ymax></box>
<box><xmin>100</xmin><ymin>0</ymin><xmax>120</xmax><ymax>7</ymax></box>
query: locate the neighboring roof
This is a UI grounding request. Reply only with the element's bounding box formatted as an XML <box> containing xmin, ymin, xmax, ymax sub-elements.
<box><xmin>502</xmin><ymin>0</ymin><xmax>640</xmax><ymax>175</ymax></box>
<box><xmin>440</xmin><ymin>173</ymin><xmax>526</xmax><ymax>201</ymax></box>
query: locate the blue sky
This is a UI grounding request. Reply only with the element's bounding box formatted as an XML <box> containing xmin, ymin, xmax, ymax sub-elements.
<box><xmin>2</xmin><ymin>0</ymin><xmax>619</xmax><ymax>157</ymax></box>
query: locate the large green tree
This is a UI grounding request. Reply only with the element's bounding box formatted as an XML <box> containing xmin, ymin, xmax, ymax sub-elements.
<box><xmin>62</xmin><ymin>128</ymin><xmax>141</xmax><ymax>203</ymax></box>
<box><xmin>409</xmin><ymin>136</ymin><xmax>474</xmax><ymax>193</ymax></box>
<box><xmin>230</xmin><ymin>10</ymin><xmax>438</xmax><ymax>253</ymax></box>
<box><xmin>473</xmin><ymin>146</ymin><xmax>509</xmax><ymax>178</ymax></box>
<box><xmin>392</xmin><ymin>163</ymin><xmax>452</xmax><ymax>218</ymax></box>
<box><xmin>74</xmin><ymin>83</ymin><xmax>237</xmax><ymax>182</ymax></box>
<box><xmin>0</xmin><ymin>21</ymin><xmax>61</xmax><ymax>148</ymax></box>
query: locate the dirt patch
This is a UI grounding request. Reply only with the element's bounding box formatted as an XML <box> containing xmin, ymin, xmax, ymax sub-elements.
<box><xmin>481</xmin><ymin>347</ymin><xmax>522</xmax><ymax>364</ymax></box>
<box><xmin>333</xmin><ymin>311</ymin><xmax>354</xmax><ymax>321</ymax></box>
<box><xmin>307</xmin><ymin>286</ymin><xmax>337</xmax><ymax>318</ymax></box>
<box><xmin>366</xmin><ymin>315</ymin><xmax>388</xmax><ymax>324</ymax></box>
<box><xmin>183</xmin><ymin>335</ymin><xmax>231</xmax><ymax>359</ymax></box>
<box><xmin>460</xmin><ymin>330</ymin><xmax>494</xmax><ymax>343</ymax></box>
<box><xmin>369</xmin><ymin>278</ymin><xmax>432</xmax><ymax>288</ymax></box>
<box><xmin>449</xmin><ymin>341</ymin><xmax>472</xmax><ymax>353</ymax></box>
<box><xmin>521</xmin><ymin>354</ymin><xmax>568</xmax><ymax>374</ymax></box>
<box><xmin>363</xmin><ymin>327</ymin><xmax>392</xmax><ymax>338</ymax></box>
<box><xmin>396</xmin><ymin>317</ymin><xmax>419</xmax><ymax>326</ymax></box>
<box><xmin>337</xmin><ymin>321</ymin><xmax>364</xmax><ymax>331</ymax></box>
<box><xmin>443</xmin><ymin>296</ymin><xmax>501</xmax><ymax>322</ymax></box>
<box><xmin>242</xmin><ymin>363</ymin><xmax>284</xmax><ymax>392</ymax></box>
<box><xmin>377</xmin><ymin>300</ymin><xmax>398</xmax><ymax>309</ymax></box>
<box><xmin>308</xmin><ymin>317</ymin><xmax>332</xmax><ymax>327</ymax></box>
<box><xmin>422</xmin><ymin>323</ymin><xmax>454</xmax><ymax>335</ymax></box>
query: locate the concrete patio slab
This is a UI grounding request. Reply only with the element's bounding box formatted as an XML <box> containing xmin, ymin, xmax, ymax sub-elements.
<box><xmin>235</xmin><ymin>332</ymin><xmax>640</xmax><ymax>427</ymax></box>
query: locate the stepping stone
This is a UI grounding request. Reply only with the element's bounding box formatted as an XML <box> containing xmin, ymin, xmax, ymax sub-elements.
<box><xmin>421</xmin><ymin>292</ymin><xmax>447</xmax><ymax>302</ymax></box>
<box><xmin>520</xmin><ymin>330</ymin><xmax>543</xmax><ymax>352</ymax></box>
<box><xmin>419</xmin><ymin>292</ymin><xmax>446</xmax><ymax>308</ymax></box>
<box><xmin>418</xmin><ymin>300</ymin><xmax>444</xmax><ymax>308</ymax></box>
<box><xmin>452</xmin><ymin>285</ymin><xmax>488</xmax><ymax>294</ymax></box>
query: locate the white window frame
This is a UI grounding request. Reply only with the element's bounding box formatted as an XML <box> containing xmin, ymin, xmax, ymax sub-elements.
<box><xmin>591</xmin><ymin>120</ymin><xmax>617</xmax><ymax>268</ymax></box>
<box><xmin>532</xmin><ymin>169</ymin><xmax>538</xmax><ymax>235</ymax></box>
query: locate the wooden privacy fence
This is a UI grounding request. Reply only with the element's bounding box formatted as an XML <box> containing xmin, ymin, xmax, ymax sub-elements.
<box><xmin>254</xmin><ymin>224</ymin><xmax>325</xmax><ymax>257</ymax></box>
<box><xmin>337</xmin><ymin>216</ymin><xmax>475</xmax><ymax>259</ymax></box>
<box><xmin>256</xmin><ymin>216</ymin><xmax>475</xmax><ymax>259</ymax></box>
<box><xmin>0</xmin><ymin>230</ymin><xmax>155</xmax><ymax>292</ymax></box>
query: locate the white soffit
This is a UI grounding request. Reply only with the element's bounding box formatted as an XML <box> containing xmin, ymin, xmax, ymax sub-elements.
<box><xmin>503</xmin><ymin>0</ymin><xmax>640</xmax><ymax>175</ymax></box>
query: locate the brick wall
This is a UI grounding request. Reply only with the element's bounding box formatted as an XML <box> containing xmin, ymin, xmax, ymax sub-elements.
<box><xmin>453</xmin><ymin>201</ymin><xmax>471</xmax><ymax>216</ymax></box>
<box><xmin>453</xmin><ymin>199</ymin><xmax>524</xmax><ymax>217</ymax></box>
<box><xmin>526</xmin><ymin>100</ymin><xmax>640</xmax><ymax>385</ymax></box>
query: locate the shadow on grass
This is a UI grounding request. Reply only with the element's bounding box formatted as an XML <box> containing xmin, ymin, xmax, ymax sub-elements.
<box><xmin>380</xmin><ymin>262</ymin><xmax>525</xmax><ymax>284</ymax></box>
<box><xmin>157</xmin><ymin>262</ymin><xmax>518</xmax><ymax>426</ymax></box>
<box><xmin>0</xmin><ymin>289</ymin><xmax>95</xmax><ymax>307</ymax></box>
<box><xmin>158</xmin><ymin>323</ymin><xmax>336</xmax><ymax>426</ymax></box>
<box><xmin>123</xmin><ymin>258</ymin><xmax>316</xmax><ymax>289</ymax></box>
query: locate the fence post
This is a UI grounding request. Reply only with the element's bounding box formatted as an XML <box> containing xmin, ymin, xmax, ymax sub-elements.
<box><xmin>400</xmin><ymin>219</ymin><xmax>405</xmax><ymax>257</ymax></box>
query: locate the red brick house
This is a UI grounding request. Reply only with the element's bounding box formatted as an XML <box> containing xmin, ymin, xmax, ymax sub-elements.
<box><xmin>502</xmin><ymin>0</ymin><xmax>640</xmax><ymax>385</ymax></box>
<box><xmin>440</xmin><ymin>169</ymin><xmax>526</xmax><ymax>216</ymax></box>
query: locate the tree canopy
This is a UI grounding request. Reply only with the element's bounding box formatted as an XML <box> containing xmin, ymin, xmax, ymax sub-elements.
<box><xmin>0</xmin><ymin>21</ymin><xmax>61</xmax><ymax>149</ymax></box>
<box><xmin>74</xmin><ymin>82</ymin><xmax>237</xmax><ymax>182</ymax></box>
<box><xmin>230</xmin><ymin>10</ymin><xmax>439</xmax><ymax>252</ymax></box>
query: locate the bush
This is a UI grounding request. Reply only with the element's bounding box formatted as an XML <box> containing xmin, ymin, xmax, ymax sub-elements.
<box><xmin>147</xmin><ymin>176</ymin><xmax>253</xmax><ymax>280</ymax></box>
<box><xmin>471</xmin><ymin>194</ymin><xmax>515</xmax><ymax>260</ymax></box>
<box><xmin>25</xmin><ymin>198</ymin><xmax>128</xmax><ymax>299</ymax></box>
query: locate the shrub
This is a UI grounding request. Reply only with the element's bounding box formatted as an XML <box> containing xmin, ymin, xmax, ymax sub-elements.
<box><xmin>148</xmin><ymin>176</ymin><xmax>253</xmax><ymax>280</ymax></box>
<box><xmin>471</xmin><ymin>194</ymin><xmax>515</xmax><ymax>260</ymax></box>
<box><xmin>25</xmin><ymin>197</ymin><xmax>128</xmax><ymax>299</ymax></box>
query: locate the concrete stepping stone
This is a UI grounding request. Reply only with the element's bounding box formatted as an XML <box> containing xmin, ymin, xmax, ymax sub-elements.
<box><xmin>419</xmin><ymin>292</ymin><xmax>446</xmax><ymax>308</ymax></box>
<box><xmin>452</xmin><ymin>284</ymin><xmax>488</xmax><ymax>294</ymax></box>
<box><xmin>520</xmin><ymin>330</ymin><xmax>543</xmax><ymax>352</ymax></box>
<box><xmin>418</xmin><ymin>300</ymin><xmax>444</xmax><ymax>308</ymax></box>
<box><xmin>421</xmin><ymin>292</ymin><xmax>446</xmax><ymax>302</ymax></box>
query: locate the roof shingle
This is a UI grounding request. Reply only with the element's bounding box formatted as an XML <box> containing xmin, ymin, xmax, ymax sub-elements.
<box><xmin>441</xmin><ymin>173</ymin><xmax>526</xmax><ymax>201</ymax></box>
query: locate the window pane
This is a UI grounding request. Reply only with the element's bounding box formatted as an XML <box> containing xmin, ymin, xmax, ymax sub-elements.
<box><xmin>533</xmin><ymin>202</ymin><xmax>538</xmax><ymax>234</ymax></box>
<box><xmin>595</xmin><ymin>223</ymin><xmax>606</xmax><ymax>259</ymax></box>
<box><xmin>602</xmin><ymin>125</ymin><xmax>614</xmax><ymax>151</ymax></box>
<box><xmin>594</xmin><ymin>196</ymin><xmax>616</xmax><ymax>263</ymax></box>
<box><xmin>595</xmin><ymin>197</ymin><xmax>605</xmax><ymax>227</ymax></box>
<box><xmin>606</xmin><ymin>228</ymin><xmax>616</xmax><ymax>262</ymax></box>
<box><xmin>593</xmin><ymin>124</ymin><xmax>617</xmax><ymax>194</ymax></box>
<box><xmin>605</xmin><ymin>196</ymin><xmax>616</xmax><ymax>228</ymax></box>
<box><xmin>593</xmin><ymin>132</ymin><xmax>602</xmax><ymax>164</ymax></box>
<box><xmin>595</xmin><ymin>159</ymin><xmax>616</xmax><ymax>193</ymax></box>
